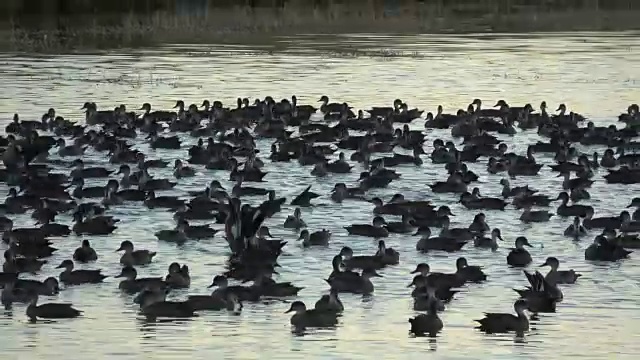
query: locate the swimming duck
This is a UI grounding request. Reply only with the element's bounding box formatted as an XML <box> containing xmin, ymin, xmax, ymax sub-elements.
<box><xmin>559</xmin><ymin>171</ymin><xmax>594</xmax><ymax>191</ymax></box>
<box><xmin>173</xmin><ymin>159</ymin><xmax>196</xmax><ymax>178</ymax></box>
<box><xmin>513</xmin><ymin>271</ymin><xmax>561</xmax><ymax>313</ymax></box>
<box><xmin>208</xmin><ymin>275</ymin><xmax>260</xmax><ymax>302</ymax></box>
<box><xmin>56</xmin><ymin>259</ymin><xmax>107</xmax><ymax>285</ymax></box>
<box><xmin>475</xmin><ymin>299</ymin><xmax>529</xmax><ymax>334</ymax></box>
<box><xmin>26</xmin><ymin>293</ymin><xmax>82</xmax><ymax>322</ymax></box>
<box><xmin>408</xmin><ymin>298</ymin><xmax>444</xmax><ymax>337</ymax></box>
<box><xmin>290</xmin><ymin>185</ymin><xmax>320</xmax><ymax>207</ymax></box>
<box><xmin>165</xmin><ymin>262</ymin><xmax>191</xmax><ymax>289</ymax></box>
<box><xmin>72</xmin><ymin>240</ymin><xmax>98</xmax><ymax>263</ymax></box>
<box><xmin>583</xmin><ymin>208</ymin><xmax>622</xmax><ymax>230</ymax></box>
<box><xmin>186</xmin><ymin>291</ymin><xmax>242</xmax><ymax>313</ymax></box>
<box><xmin>325</xmin><ymin>268</ymin><xmax>382</xmax><ymax>295</ymax></box>
<box><xmin>72</xmin><ymin>212</ymin><xmax>118</xmax><ymax>235</ymax></box>
<box><xmin>344</xmin><ymin>216</ymin><xmax>389</xmax><ymax>238</ymax></box>
<box><xmin>56</xmin><ymin>138</ymin><xmax>87</xmax><ymax>157</ymax></box>
<box><xmin>297</xmin><ymin>229</ymin><xmax>331</xmax><ymax>247</ymax></box>
<box><xmin>154</xmin><ymin>221</ymin><xmax>188</xmax><ymax>244</ymax></box>
<box><xmin>415</xmin><ymin>226</ymin><xmax>468</xmax><ymax>253</ymax></box>
<box><xmin>519</xmin><ymin>204</ymin><xmax>553</xmax><ymax>223</ymax></box>
<box><xmin>283</xmin><ymin>208</ymin><xmax>306</xmax><ymax>229</ymax></box>
<box><xmin>585</xmin><ymin>235</ymin><xmax>631</xmax><ymax>261</ymax></box>
<box><xmin>338</xmin><ymin>246</ymin><xmax>384</xmax><ymax>270</ymax></box>
<box><xmin>440</xmin><ymin>216</ymin><xmax>474</xmax><ymax>241</ymax></box>
<box><xmin>500</xmin><ymin>178</ymin><xmax>537</xmax><ymax>198</ymax></box>
<box><xmin>564</xmin><ymin>216</ymin><xmax>587</xmax><ymax>238</ymax></box>
<box><xmin>455</xmin><ymin>257</ymin><xmax>487</xmax><ymax>283</ymax></box>
<box><xmin>3</xmin><ymin>250</ymin><xmax>46</xmax><ymax>274</ymax></box>
<box><xmin>115</xmin><ymin>266</ymin><xmax>166</xmax><ymax>294</ymax></box>
<box><xmin>507</xmin><ymin>237</ymin><xmax>533</xmax><ymax>267</ymax></box>
<box><xmin>141</xmin><ymin>296</ymin><xmax>196</xmax><ymax>321</ymax></box>
<box><xmin>474</xmin><ymin>228</ymin><xmax>503</xmax><ymax>250</ymax></box>
<box><xmin>555</xmin><ymin>191</ymin><xmax>593</xmax><ymax>217</ymax></box>
<box><xmin>286</xmin><ymin>300</ymin><xmax>339</xmax><ymax>329</ymax></box>
<box><xmin>248</xmin><ymin>272</ymin><xmax>304</xmax><ymax>298</ymax></box>
<box><xmin>540</xmin><ymin>257</ymin><xmax>581</xmax><ymax>284</ymax></box>
<box><xmin>620</xmin><ymin>211</ymin><xmax>640</xmax><ymax>232</ymax></box>
<box><xmin>314</xmin><ymin>288</ymin><xmax>344</xmax><ymax>313</ymax></box>
<box><xmin>409</xmin><ymin>274</ymin><xmax>455</xmax><ymax>306</ymax></box>
<box><xmin>117</xmin><ymin>240</ymin><xmax>156</xmax><ymax>266</ymax></box>
<box><xmin>384</xmin><ymin>214</ymin><xmax>416</xmax><ymax>234</ymax></box>
<box><xmin>409</xmin><ymin>263</ymin><xmax>465</xmax><ymax>289</ymax></box>
<box><xmin>468</xmin><ymin>213</ymin><xmax>490</xmax><ymax>234</ymax></box>
<box><xmin>72</xmin><ymin>177</ymin><xmax>107</xmax><ymax>199</ymax></box>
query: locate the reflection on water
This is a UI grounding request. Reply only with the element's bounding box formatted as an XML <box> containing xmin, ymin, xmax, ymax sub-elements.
<box><xmin>0</xmin><ymin>32</ymin><xmax>639</xmax><ymax>359</ymax></box>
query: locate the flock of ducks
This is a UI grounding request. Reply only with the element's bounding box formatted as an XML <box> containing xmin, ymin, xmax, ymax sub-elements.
<box><xmin>0</xmin><ymin>96</ymin><xmax>638</xmax><ymax>338</ymax></box>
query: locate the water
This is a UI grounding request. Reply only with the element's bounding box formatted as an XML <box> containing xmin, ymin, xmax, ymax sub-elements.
<box><xmin>1</xmin><ymin>32</ymin><xmax>640</xmax><ymax>360</ymax></box>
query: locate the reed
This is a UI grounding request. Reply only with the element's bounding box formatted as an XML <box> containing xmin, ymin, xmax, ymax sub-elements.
<box><xmin>1</xmin><ymin>0</ymin><xmax>639</xmax><ymax>52</ymax></box>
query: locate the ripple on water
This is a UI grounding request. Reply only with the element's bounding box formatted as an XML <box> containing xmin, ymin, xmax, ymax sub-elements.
<box><xmin>0</xmin><ymin>32</ymin><xmax>639</xmax><ymax>360</ymax></box>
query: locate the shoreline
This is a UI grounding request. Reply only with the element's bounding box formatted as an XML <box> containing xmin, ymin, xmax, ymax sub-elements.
<box><xmin>2</xmin><ymin>8</ymin><xmax>640</xmax><ymax>52</ymax></box>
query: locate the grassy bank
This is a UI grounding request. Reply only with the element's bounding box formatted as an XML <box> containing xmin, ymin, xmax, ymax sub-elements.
<box><xmin>2</xmin><ymin>4</ymin><xmax>640</xmax><ymax>52</ymax></box>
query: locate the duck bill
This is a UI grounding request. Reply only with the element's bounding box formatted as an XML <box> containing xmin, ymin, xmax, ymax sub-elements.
<box><xmin>114</xmin><ymin>273</ymin><xmax>124</xmax><ymax>278</ymax></box>
<box><xmin>115</xmin><ymin>246</ymin><xmax>124</xmax><ymax>252</ymax></box>
<box><xmin>207</xmin><ymin>283</ymin><xmax>216</xmax><ymax>288</ymax></box>
<box><xmin>539</xmin><ymin>262</ymin><xmax>548</xmax><ymax>267</ymax></box>
<box><xmin>498</xmin><ymin>236</ymin><xmax>504</xmax><ymax>241</ymax></box>
<box><xmin>409</xmin><ymin>269</ymin><xmax>419</xmax><ymax>274</ymax></box>
<box><xmin>285</xmin><ymin>308</ymin><xmax>293</xmax><ymax>313</ymax></box>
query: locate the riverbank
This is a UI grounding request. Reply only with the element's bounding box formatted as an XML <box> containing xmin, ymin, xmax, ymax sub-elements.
<box><xmin>2</xmin><ymin>6</ymin><xmax>640</xmax><ymax>52</ymax></box>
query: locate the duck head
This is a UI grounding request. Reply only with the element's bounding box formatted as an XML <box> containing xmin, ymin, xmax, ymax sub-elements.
<box><xmin>540</xmin><ymin>256</ymin><xmax>560</xmax><ymax>270</ymax></box>
<box><xmin>285</xmin><ymin>300</ymin><xmax>307</xmax><ymax>314</ymax></box>
<box><xmin>116</xmin><ymin>240</ymin><xmax>134</xmax><ymax>253</ymax></box>
<box><xmin>410</xmin><ymin>263</ymin><xmax>430</xmax><ymax>276</ymax></box>
<box><xmin>407</xmin><ymin>274</ymin><xmax>426</xmax><ymax>288</ymax></box>
<box><xmin>514</xmin><ymin>299</ymin><xmax>528</xmax><ymax>315</ymax></box>
<box><xmin>207</xmin><ymin>275</ymin><xmax>228</xmax><ymax>289</ymax></box>
<box><xmin>115</xmin><ymin>266</ymin><xmax>137</xmax><ymax>280</ymax></box>
<box><xmin>414</xmin><ymin>226</ymin><xmax>431</xmax><ymax>238</ymax></box>
<box><xmin>627</xmin><ymin>197</ymin><xmax>640</xmax><ymax>208</ymax></box>
<box><xmin>297</xmin><ymin>229</ymin><xmax>310</xmax><ymax>243</ymax></box>
<box><xmin>372</xmin><ymin>216</ymin><xmax>387</xmax><ymax>228</ymax></box>
<box><xmin>338</xmin><ymin>246</ymin><xmax>354</xmax><ymax>259</ymax></box>
<box><xmin>491</xmin><ymin>228</ymin><xmax>503</xmax><ymax>241</ymax></box>
<box><xmin>514</xmin><ymin>236</ymin><xmax>532</xmax><ymax>249</ymax></box>
<box><xmin>56</xmin><ymin>259</ymin><xmax>75</xmax><ymax>271</ymax></box>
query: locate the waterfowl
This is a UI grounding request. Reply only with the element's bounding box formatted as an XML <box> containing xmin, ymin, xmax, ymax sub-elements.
<box><xmin>72</xmin><ymin>177</ymin><xmax>107</xmax><ymax>199</ymax></box>
<box><xmin>290</xmin><ymin>185</ymin><xmax>320</xmax><ymax>207</ymax></box>
<box><xmin>26</xmin><ymin>293</ymin><xmax>82</xmax><ymax>322</ymax></box>
<box><xmin>468</xmin><ymin>212</ymin><xmax>490</xmax><ymax>234</ymax></box>
<box><xmin>440</xmin><ymin>216</ymin><xmax>474</xmax><ymax>241</ymax></box>
<box><xmin>297</xmin><ymin>229</ymin><xmax>331</xmax><ymax>247</ymax></box>
<box><xmin>314</xmin><ymin>288</ymin><xmax>344</xmax><ymax>313</ymax></box>
<box><xmin>500</xmin><ymin>178</ymin><xmax>536</xmax><ymax>198</ymax></box>
<box><xmin>325</xmin><ymin>268</ymin><xmax>382</xmax><ymax>295</ymax></box>
<box><xmin>117</xmin><ymin>240</ymin><xmax>156</xmax><ymax>266</ymax></box>
<box><xmin>408</xmin><ymin>274</ymin><xmax>455</xmax><ymax>306</ymax></box>
<box><xmin>115</xmin><ymin>266</ymin><xmax>166</xmax><ymax>294</ymax></box>
<box><xmin>585</xmin><ymin>236</ymin><xmax>631</xmax><ymax>261</ymax></box>
<box><xmin>69</xmin><ymin>159</ymin><xmax>113</xmax><ymax>179</ymax></box>
<box><xmin>165</xmin><ymin>262</ymin><xmax>191</xmax><ymax>289</ymax></box>
<box><xmin>409</xmin><ymin>263</ymin><xmax>465</xmax><ymax>289</ymax></box>
<box><xmin>415</xmin><ymin>226</ymin><xmax>467</xmax><ymax>253</ymax></box>
<box><xmin>72</xmin><ymin>212</ymin><xmax>117</xmax><ymax>235</ymax></box>
<box><xmin>208</xmin><ymin>275</ymin><xmax>260</xmax><ymax>302</ymax></box>
<box><xmin>286</xmin><ymin>300</ymin><xmax>339</xmax><ymax>329</ymax></box>
<box><xmin>141</xmin><ymin>297</ymin><xmax>196</xmax><ymax>321</ymax></box>
<box><xmin>474</xmin><ymin>228</ymin><xmax>503</xmax><ymax>250</ymax></box>
<box><xmin>56</xmin><ymin>138</ymin><xmax>87</xmax><ymax>157</ymax></box>
<box><xmin>520</xmin><ymin>205</ymin><xmax>553</xmax><ymax>223</ymax></box>
<box><xmin>344</xmin><ymin>216</ymin><xmax>389</xmax><ymax>238</ymax></box>
<box><xmin>408</xmin><ymin>299</ymin><xmax>444</xmax><ymax>337</ymax></box>
<box><xmin>507</xmin><ymin>237</ymin><xmax>533</xmax><ymax>267</ymax></box>
<box><xmin>455</xmin><ymin>257</ymin><xmax>487</xmax><ymax>283</ymax></box>
<box><xmin>583</xmin><ymin>208</ymin><xmax>622</xmax><ymax>230</ymax></box>
<box><xmin>540</xmin><ymin>257</ymin><xmax>581</xmax><ymax>284</ymax></box>
<box><xmin>514</xmin><ymin>270</ymin><xmax>561</xmax><ymax>313</ymax></box>
<box><xmin>283</xmin><ymin>208</ymin><xmax>306</xmax><ymax>229</ymax></box>
<box><xmin>3</xmin><ymin>250</ymin><xmax>46</xmax><ymax>274</ymax></box>
<box><xmin>154</xmin><ymin>221</ymin><xmax>188</xmax><ymax>244</ymax></box>
<box><xmin>144</xmin><ymin>191</ymin><xmax>185</xmax><ymax>210</ymax></box>
<box><xmin>186</xmin><ymin>291</ymin><xmax>242</xmax><ymax>313</ymax></box>
<box><xmin>56</xmin><ymin>259</ymin><xmax>107</xmax><ymax>285</ymax></box>
<box><xmin>564</xmin><ymin>216</ymin><xmax>587</xmax><ymax>238</ymax></box>
<box><xmin>173</xmin><ymin>159</ymin><xmax>196</xmax><ymax>178</ymax></box>
<box><xmin>555</xmin><ymin>191</ymin><xmax>593</xmax><ymax>217</ymax></box>
<box><xmin>72</xmin><ymin>240</ymin><xmax>98</xmax><ymax>263</ymax></box>
<box><xmin>475</xmin><ymin>299</ymin><xmax>529</xmax><ymax>334</ymax></box>
<box><xmin>620</xmin><ymin>211</ymin><xmax>640</xmax><ymax>232</ymax></box>
<box><xmin>626</xmin><ymin>197</ymin><xmax>640</xmax><ymax>221</ymax></box>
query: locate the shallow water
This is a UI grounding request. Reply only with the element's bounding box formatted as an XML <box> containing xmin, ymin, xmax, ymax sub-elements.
<box><xmin>1</xmin><ymin>32</ymin><xmax>640</xmax><ymax>360</ymax></box>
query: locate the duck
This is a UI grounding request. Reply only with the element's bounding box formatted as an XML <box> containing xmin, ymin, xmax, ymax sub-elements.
<box><xmin>56</xmin><ymin>259</ymin><xmax>107</xmax><ymax>285</ymax></box>
<box><xmin>154</xmin><ymin>221</ymin><xmax>188</xmax><ymax>244</ymax></box>
<box><xmin>408</xmin><ymin>274</ymin><xmax>456</xmax><ymax>305</ymax></box>
<box><xmin>409</xmin><ymin>263</ymin><xmax>465</xmax><ymax>289</ymax></box>
<box><xmin>539</xmin><ymin>257</ymin><xmax>581</xmax><ymax>284</ymax></box>
<box><xmin>314</xmin><ymin>288</ymin><xmax>344</xmax><ymax>313</ymax></box>
<box><xmin>26</xmin><ymin>293</ymin><xmax>82</xmax><ymax>322</ymax></box>
<box><xmin>186</xmin><ymin>291</ymin><xmax>242</xmax><ymax>313</ymax></box>
<box><xmin>164</xmin><ymin>262</ymin><xmax>191</xmax><ymax>289</ymax></box>
<box><xmin>3</xmin><ymin>250</ymin><xmax>46</xmax><ymax>274</ymax></box>
<box><xmin>72</xmin><ymin>240</ymin><xmax>98</xmax><ymax>263</ymax></box>
<box><xmin>514</xmin><ymin>271</ymin><xmax>562</xmax><ymax>313</ymax></box>
<box><xmin>408</xmin><ymin>299</ymin><xmax>444</xmax><ymax>337</ymax></box>
<box><xmin>208</xmin><ymin>275</ymin><xmax>260</xmax><ymax>302</ymax></box>
<box><xmin>415</xmin><ymin>226</ymin><xmax>468</xmax><ymax>253</ymax></box>
<box><xmin>116</xmin><ymin>240</ymin><xmax>156</xmax><ymax>266</ymax></box>
<box><xmin>144</xmin><ymin>190</ymin><xmax>185</xmax><ymax>210</ymax></box>
<box><xmin>626</xmin><ymin>197</ymin><xmax>640</xmax><ymax>221</ymax></box>
<box><xmin>283</xmin><ymin>207</ymin><xmax>306</xmax><ymax>229</ymax></box>
<box><xmin>475</xmin><ymin>299</ymin><xmax>529</xmax><ymax>334</ymax></box>
<box><xmin>248</xmin><ymin>273</ymin><xmax>304</xmax><ymax>298</ymax></box>
<box><xmin>585</xmin><ymin>235</ymin><xmax>631</xmax><ymax>262</ymax></box>
<box><xmin>507</xmin><ymin>237</ymin><xmax>533</xmax><ymax>267</ymax></box>
<box><xmin>115</xmin><ymin>266</ymin><xmax>166</xmax><ymax>295</ymax></box>
<box><xmin>440</xmin><ymin>216</ymin><xmax>474</xmax><ymax>241</ymax></box>
<box><xmin>344</xmin><ymin>216</ymin><xmax>389</xmax><ymax>238</ymax></box>
<box><xmin>500</xmin><ymin>178</ymin><xmax>536</xmax><ymax>198</ymax></box>
<box><xmin>468</xmin><ymin>212</ymin><xmax>490</xmax><ymax>234</ymax></box>
<box><xmin>285</xmin><ymin>300</ymin><xmax>339</xmax><ymax>329</ymax></box>
<box><xmin>297</xmin><ymin>229</ymin><xmax>331</xmax><ymax>247</ymax></box>
<box><xmin>72</xmin><ymin>177</ymin><xmax>107</xmax><ymax>199</ymax></box>
<box><xmin>474</xmin><ymin>228</ymin><xmax>503</xmax><ymax>250</ymax></box>
<box><xmin>173</xmin><ymin>159</ymin><xmax>196</xmax><ymax>178</ymax></box>
<box><xmin>141</xmin><ymin>297</ymin><xmax>196</xmax><ymax>321</ymax></box>
<box><xmin>290</xmin><ymin>185</ymin><xmax>320</xmax><ymax>207</ymax></box>
<box><xmin>72</xmin><ymin>212</ymin><xmax>118</xmax><ymax>235</ymax></box>
<box><xmin>620</xmin><ymin>210</ymin><xmax>640</xmax><ymax>233</ymax></box>
<box><xmin>520</xmin><ymin>205</ymin><xmax>553</xmax><ymax>223</ymax></box>
<box><xmin>583</xmin><ymin>208</ymin><xmax>622</xmax><ymax>230</ymax></box>
<box><xmin>325</xmin><ymin>268</ymin><xmax>382</xmax><ymax>295</ymax></box>
<box><xmin>327</xmin><ymin>254</ymin><xmax>361</xmax><ymax>283</ymax></box>
<box><xmin>555</xmin><ymin>191</ymin><xmax>593</xmax><ymax>217</ymax></box>
<box><xmin>564</xmin><ymin>216</ymin><xmax>587</xmax><ymax>238</ymax></box>
<box><xmin>455</xmin><ymin>257</ymin><xmax>487</xmax><ymax>283</ymax></box>
<box><xmin>138</xmin><ymin>169</ymin><xmax>177</xmax><ymax>191</ymax></box>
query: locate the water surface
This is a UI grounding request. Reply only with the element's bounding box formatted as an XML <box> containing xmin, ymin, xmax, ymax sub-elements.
<box><xmin>0</xmin><ymin>32</ymin><xmax>639</xmax><ymax>360</ymax></box>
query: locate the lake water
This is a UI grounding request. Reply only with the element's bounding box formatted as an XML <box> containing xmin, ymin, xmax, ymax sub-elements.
<box><xmin>0</xmin><ymin>32</ymin><xmax>639</xmax><ymax>360</ymax></box>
